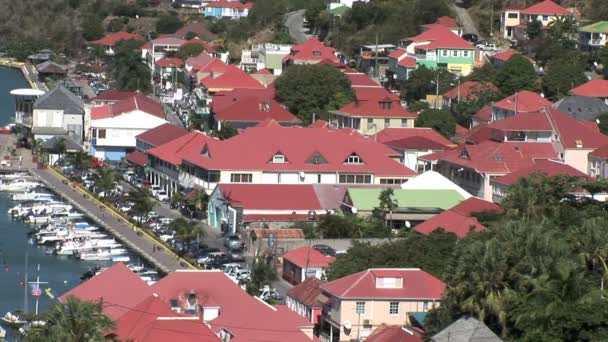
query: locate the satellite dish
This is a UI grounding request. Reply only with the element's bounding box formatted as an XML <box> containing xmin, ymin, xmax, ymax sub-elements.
<box><xmin>298</xmin><ymin>171</ymin><xmax>305</xmax><ymax>180</ymax></box>
<box><xmin>351</xmin><ymin>207</ymin><xmax>358</xmax><ymax>214</ymax></box>
<box><xmin>405</xmin><ymin>220</ymin><xmax>411</xmax><ymax>229</ymax></box>
<box><xmin>343</xmin><ymin>321</ymin><xmax>352</xmax><ymax>330</ymax></box>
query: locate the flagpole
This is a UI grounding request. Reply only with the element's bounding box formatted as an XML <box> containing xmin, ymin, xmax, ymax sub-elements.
<box><xmin>28</xmin><ymin>264</ymin><xmax>48</xmax><ymax>317</ymax></box>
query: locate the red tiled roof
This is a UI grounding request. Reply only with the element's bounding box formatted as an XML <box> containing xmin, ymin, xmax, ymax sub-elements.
<box><xmin>155</xmin><ymin>57</ymin><xmax>184</xmax><ymax>67</ymax></box>
<box><xmin>493</xmin><ymin>90</ymin><xmax>552</xmax><ymax>112</ymax></box>
<box><xmin>353</xmin><ymin>87</ymin><xmax>399</xmax><ymax>101</ymax></box>
<box><xmin>211</xmin><ymin>88</ymin><xmax>275</xmax><ymax>113</ymax></box>
<box><xmin>433</xmin><ymin>16</ymin><xmax>459</xmax><ymax>29</ymax></box>
<box><xmin>199</xmin><ymin>65</ymin><xmax>265</xmax><ymax>90</ymax></box>
<box><xmin>184</xmin><ymin>37</ymin><xmax>217</xmax><ymax>53</ymax></box>
<box><xmin>388</xmin><ymin>49</ymin><xmax>407</xmax><ymax>59</ymax></box>
<box><xmin>217</xmin><ymin>184</ymin><xmax>322</xmax><ymax>210</ymax></box>
<box><xmin>366</xmin><ymin>326</ymin><xmax>423</xmax><ymax>342</ymax></box>
<box><xmin>255</xmin><ymin>68</ymin><xmax>273</xmax><ymax>75</ymax></box>
<box><xmin>336</xmin><ymin>99</ymin><xmax>416</xmax><ymax>118</ymax></box>
<box><xmin>286</xmin><ymin>277</ymin><xmax>325</xmax><ymax>308</ymax></box>
<box><xmin>179</xmin><ymin>123</ymin><xmax>416</xmax><ymax>176</ymax></box>
<box><xmin>114</xmin><ymin>296</ymin><xmax>219</xmax><ymax>342</ymax></box>
<box><xmin>136</xmin><ymin>123</ymin><xmax>189</xmax><ymax>147</ymax></box>
<box><xmin>243</xmin><ymin>214</ymin><xmax>311</xmax><ymax>222</ymax></box>
<box><xmin>488</xmin><ymin>112</ymin><xmax>553</xmax><ymax>131</ymax></box>
<box><xmin>321</xmin><ymin>268</ymin><xmax>445</xmax><ymax>300</ymax></box>
<box><xmin>375</xmin><ymin>128</ymin><xmax>454</xmax><ymax>150</ymax></box>
<box><xmin>205</xmin><ymin>0</ymin><xmax>253</xmax><ymax>9</ymax></box>
<box><xmin>309</xmin><ymin>120</ymin><xmax>329</xmax><ymax>128</ymax></box>
<box><xmin>571</xmin><ymin>79</ymin><xmax>608</xmax><ymax>98</ymax></box>
<box><xmin>283</xmin><ymin>246</ymin><xmax>335</xmax><ymax>269</ymax></box>
<box><xmin>215</xmin><ymin>97</ymin><xmax>301</xmax><ymax>124</ymax></box>
<box><xmin>59</xmin><ymin>263</ymin><xmax>152</xmax><ymax>320</ymax></box>
<box><xmin>415</xmin><ymin>210</ymin><xmax>487</xmax><ymax>238</ymax></box>
<box><xmin>421</xmin><ymin>140</ymin><xmax>557</xmax><ymax>173</ymax></box>
<box><xmin>407</xmin><ymin>25</ymin><xmax>474</xmax><ymax>50</ymax></box>
<box><xmin>545</xmin><ymin>107</ymin><xmax>608</xmax><ymax>149</ymax></box>
<box><xmin>398</xmin><ymin>56</ymin><xmax>416</xmax><ymax>68</ymax></box>
<box><xmin>345</xmin><ymin>73</ymin><xmax>381</xmax><ymax>87</ymax></box>
<box><xmin>455</xmin><ymin>124</ymin><xmax>469</xmax><ymax>136</ymax></box>
<box><xmin>126</xmin><ymin>150</ymin><xmax>147</xmax><ymax>167</ymax></box>
<box><xmin>89</xmin><ymin>91</ymin><xmax>138</xmax><ymax>103</ymax></box>
<box><xmin>283</xmin><ymin>37</ymin><xmax>338</xmax><ymax>63</ymax></box>
<box><xmin>492</xmin><ymin>50</ymin><xmax>534</xmax><ymax>63</ymax></box>
<box><xmin>90</xmin><ymin>31</ymin><xmax>143</xmax><ymax>46</ymax></box>
<box><xmin>472</xmin><ymin>105</ymin><xmax>493</xmax><ymax>122</ymax></box>
<box><xmin>450</xmin><ymin>197</ymin><xmax>500</xmax><ymax>216</ymax></box>
<box><xmin>442</xmin><ymin>81</ymin><xmax>498</xmax><ymax>100</ymax></box>
<box><xmin>521</xmin><ymin>0</ymin><xmax>572</xmax><ymax>16</ymax></box>
<box><xmin>150</xmin><ymin>36</ymin><xmax>187</xmax><ymax>46</ymax></box>
<box><xmin>147</xmin><ymin>131</ymin><xmax>214</xmax><ymax>166</ymax></box>
<box><xmin>252</xmin><ymin>228</ymin><xmax>305</xmax><ymax>239</ymax></box>
<box><xmin>151</xmin><ymin>271</ymin><xmax>314</xmax><ymax>342</ymax></box>
<box><xmin>91</xmin><ymin>93</ymin><xmax>165</xmax><ymax>120</ymax></box>
<box><xmin>590</xmin><ymin>144</ymin><xmax>608</xmax><ymax>159</ymax></box>
<box><xmin>493</xmin><ymin>159</ymin><xmax>587</xmax><ymax>186</ymax></box>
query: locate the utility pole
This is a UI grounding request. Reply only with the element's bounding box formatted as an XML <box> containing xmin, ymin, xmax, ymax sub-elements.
<box><xmin>490</xmin><ymin>0</ymin><xmax>494</xmax><ymax>38</ymax></box>
<box><xmin>374</xmin><ymin>32</ymin><xmax>379</xmax><ymax>78</ymax></box>
<box><xmin>434</xmin><ymin>74</ymin><xmax>440</xmax><ymax>109</ymax></box>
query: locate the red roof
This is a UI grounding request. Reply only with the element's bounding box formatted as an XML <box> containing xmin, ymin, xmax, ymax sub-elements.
<box><xmin>366</xmin><ymin>326</ymin><xmax>423</xmax><ymax>342</ymax></box>
<box><xmin>243</xmin><ymin>213</ymin><xmax>311</xmax><ymax>222</ymax></box>
<box><xmin>421</xmin><ymin>140</ymin><xmax>557</xmax><ymax>173</ymax></box>
<box><xmin>205</xmin><ymin>0</ymin><xmax>253</xmax><ymax>9</ymax></box>
<box><xmin>126</xmin><ymin>150</ymin><xmax>147</xmax><ymax>167</ymax></box>
<box><xmin>442</xmin><ymin>81</ymin><xmax>498</xmax><ymax>101</ymax></box>
<box><xmin>217</xmin><ymin>184</ymin><xmax>322</xmax><ymax>210</ymax></box>
<box><xmin>407</xmin><ymin>25</ymin><xmax>473</xmax><ymax>50</ymax></box>
<box><xmin>90</xmin><ymin>31</ymin><xmax>143</xmax><ymax>46</ymax></box>
<box><xmin>136</xmin><ymin>123</ymin><xmax>189</xmax><ymax>147</ymax></box>
<box><xmin>253</xmin><ymin>228</ymin><xmax>305</xmax><ymax>239</ymax></box>
<box><xmin>398</xmin><ymin>56</ymin><xmax>416</xmax><ymax>68</ymax></box>
<box><xmin>155</xmin><ymin>57</ymin><xmax>184</xmax><ymax>68</ymax></box>
<box><xmin>287</xmin><ymin>276</ymin><xmax>325</xmax><ymax>309</ymax></box>
<box><xmin>488</xmin><ymin>112</ymin><xmax>553</xmax><ymax>131</ymax></box>
<box><xmin>492</xmin><ymin>50</ymin><xmax>534</xmax><ymax>63</ymax></box>
<box><xmin>114</xmin><ymin>296</ymin><xmax>219</xmax><ymax>342</ymax></box>
<box><xmin>215</xmin><ymin>97</ymin><xmax>301</xmax><ymax>124</ymax></box>
<box><xmin>184</xmin><ymin>37</ymin><xmax>217</xmax><ymax>53</ymax></box>
<box><xmin>149</xmin><ymin>36</ymin><xmax>187</xmax><ymax>46</ymax></box>
<box><xmin>433</xmin><ymin>16</ymin><xmax>459</xmax><ymax>29</ymax></box>
<box><xmin>336</xmin><ymin>98</ymin><xmax>416</xmax><ymax>118</ymax></box>
<box><xmin>309</xmin><ymin>119</ymin><xmax>329</xmax><ymax>128</ymax></box>
<box><xmin>211</xmin><ymin>88</ymin><xmax>275</xmax><ymax>113</ymax></box>
<box><xmin>283</xmin><ymin>246</ymin><xmax>335</xmax><ymax>269</ymax></box>
<box><xmin>375</xmin><ymin>128</ymin><xmax>454</xmax><ymax>150</ymax></box>
<box><xmin>571</xmin><ymin>79</ymin><xmax>608</xmax><ymax>98</ymax></box>
<box><xmin>58</xmin><ymin>263</ymin><xmax>152</xmax><ymax>320</ymax></box>
<box><xmin>283</xmin><ymin>37</ymin><xmax>339</xmax><ymax>63</ymax></box>
<box><xmin>521</xmin><ymin>0</ymin><xmax>572</xmax><ymax>16</ymax></box>
<box><xmin>415</xmin><ymin>210</ymin><xmax>487</xmax><ymax>238</ymax></box>
<box><xmin>388</xmin><ymin>49</ymin><xmax>407</xmax><ymax>59</ymax></box>
<box><xmin>178</xmin><ymin>123</ymin><xmax>415</xmax><ymax>177</ymax></box>
<box><xmin>345</xmin><ymin>73</ymin><xmax>381</xmax><ymax>87</ymax></box>
<box><xmin>472</xmin><ymin>105</ymin><xmax>493</xmax><ymax>122</ymax></box>
<box><xmin>450</xmin><ymin>197</ymin><xmax>500</xmax><ymax>216</ymax></box>
<box><xmin>590</xmin><ymin>144</ymin><xmax>608</xmax><ymax>159</ymax></box>
<box><xmin>255</xmin><ymin>68</ymin><xmax>273</xmax><ymax>75</ymax></box>
<box><xmin>494</xmin><ymin>159</ymin><xmax>588</xmax><ymax>186</ymax></box>
<box><xmin>199</xmin><ymin>65</ymin><xmax>265</xmax><ymax>90</ymax></box>
<box><xmin>493</xmin><ymin>90</ymin><xmax>552</xmax><ymax>112</ymax></box>
<box><xmin>545</xmin><ymin>107</ymin><xmax>608</xmax><ymax>149</ymax></box>
<box><xmin>321</xmin><ymin>268</ymin><xmax>445</xmax><ymax>300</ymax></box>
<box><xmin>147</xmin><ymin>131</ymin><xmax>214</xmax><ymax>166</ymax></box>
<box><xmin>91</xmin><ymin>93</ymin><xmax>165</xmax><ymax>120</ymax></box>
<box><xmin>88</xmin><ymin>91</ymin><xmax>139</xmax><ymax>103</ymax></box>
<box><xmin>151</xmin><ymin>271</ymin><xmax>314</xmax><ymax>342</ymax></box>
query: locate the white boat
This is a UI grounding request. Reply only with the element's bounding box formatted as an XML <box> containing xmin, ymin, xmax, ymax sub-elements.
<box><xmin>0</xmin><ymin>179</ymin><xmax>43</xmax><ymax>192</ymax></box>
<box><xmin>10</xmin><ymin>202</ymin><xmax>73</xmax><ymax>217</ymax></box>
<box><xmin>78</xmin><ymin>248</ymin><xmax>129</xmax><ymax>261</ymax></box>
<box><xmin>11</xmin><ymin>191</ymin><xmax>54</xmax><ymax>202</ymax></box>
<box><xmin>36</xmin><ymin>229</ymin><xmax>107</xmax><ymax>245</ymax></box>
<box><xmin>25</xmin><ymin>214</ymin><xmax>52</xmax><ymax>224</ymax></box>
<box><xmin>0</xmin><ymin>172</ymin><xmax>29</xmax><ymax>180</ymax></box>
<box><xmin>112</xmin><ymin>255</ymin><xmax>131</xmax><ymax>263</ymax></box>
<box><xmin>55</xmin><ymin>239</ymin><xmax>121</xmax><ymax>256</ymax></box>
<box><xmin>0</xmin><ymin>312</ymin><xmax>26</xmax><ymax>328</ymax></box>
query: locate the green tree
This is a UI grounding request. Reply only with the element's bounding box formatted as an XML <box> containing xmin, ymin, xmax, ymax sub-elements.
<box><xmin>106</xmin><ymin>18</ymin><xmax>125</xmax><ymax>33</ymax></box>
<box><xmin>275</xmin><ymin>64</ymin><xmax>354</xmax><ymax>123</ymax></box>
<box><xmin>156</xmin><ymin>14</ymin><xmax>183</xmax><ymax>34</ymax></box>
<box><xmin>176</xmin><ymin>43</ymin><xmax>205</xmax><ymax>60</ymax></box>
<box><xmin>600</xmin><ymin>45</ymin><xmax>608</xmax><ymax>79</ymax></box>
<box><xmin>66</xmin><ymin>150</ymin><xmax>90</xmax><ymax>171</ymax></box>
<box><xmin>111</xmin><ymin>39</ymin><xmax>151</xmax><ymax>92</ymax></box>
<box><xmin>82</xmin><ymin>14</ymin><xmax>105</xmax><ymax>41</ymax></box>
<box><xmin>249</xmin><ymin>0</ymin><xmax>288</xmax><ymax>27</ymax></box>
<box><xmin>378</xmin><ymin>188</ymin><xmax>398</xmax><ymax>229</ymax></box>
<box><xmin>93</xmin><ymin>167</ymin><xmax>117</xmax><ymax>198</ymax></box>
<box><xmin>597</xmin><ymin>112</ymin><xmax>608</xmax><ymax>135</ymax></box>
<box><xmin>451</xmin><ymin>83</ymin><xmax>501</xmax><ymax>126</ymax></box>
<box><xmin>415</xmin><ymin>109</ymin><xmax>456</xmax><ymax>138</ymax></box>
<box><xmin>26</xmin><ymin>297</ymin><xmax>115</xmax><ymax>342</ymax></box>
<box><xmin>215</xmin><ymin>123</ymin><xmax>238</xmax><ymax>140</ymax></box>
<box><xmin>495</xmin><ymin>54</ymin><xmax>538</xmax><ymax>95</ymax></box>
<box><xmin>128</xmin><ymin>188</ymin><xmax>156</xmax><ymax>224</ymax></box>
<box><xmin>246</xmin><ymin>256</ymin><xmax>278</xmax><ymax>296</ymax></box>
<box><xmin>401</xmin><ymin>66</ymin><xmax>455</xmax><ymax>103</ymax></box>
<box><xmin>526</xmin><ymin>18</ymin><xmax>543</xmax><ymax>40</ymax></box>
<box><xmin>54</xmin><ymin>138</ymin><xmax>66</xmax><ymax>161</ymax></box>
<box><xmin>169</xmin><ymin>218</ymin><xmax>204</xmax><ymax>249</ymax></box>
<box><xmin>546</xmin><ymin>16</ymin><xmax>578</xmax><ymax>49</ymax></box>
<box><xmin>542</xmin><ymin>56</ymin><xmax>588</xmax><ymax>100</ymax></box>
<box><xmin>466</xmin><ymin>63</ymin><xmax>498</xmax><ymax>84</ymax></box>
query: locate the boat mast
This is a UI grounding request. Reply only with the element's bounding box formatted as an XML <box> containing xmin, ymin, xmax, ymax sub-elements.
<box><xmin>28</xmin><ymin>264</ymin><xmax>48</xmax><ymax>316</ymax></box>
<box><xmin>23</xmin><ymin>253</ymin><xmax>28</xmax><ymax>314</ymax></box>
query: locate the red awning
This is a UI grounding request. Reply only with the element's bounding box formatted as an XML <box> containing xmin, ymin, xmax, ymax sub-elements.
<box><xmin>126</xmin><ymin>150</ymin><xmax>147</xmax><ymax>167</ymax></box>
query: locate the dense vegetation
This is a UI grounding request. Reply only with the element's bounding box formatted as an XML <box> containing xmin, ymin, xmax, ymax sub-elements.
<box><xmin>326</xmin><ymin>174</ymin><xmax>608</xmax><ymax>340</ymax></box>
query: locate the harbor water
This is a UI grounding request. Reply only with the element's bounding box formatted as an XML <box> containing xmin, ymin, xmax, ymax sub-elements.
<box><xmin>0</xmin><ymin>67</ymin><xmax>29</xmax><ymax>126</ymax></box>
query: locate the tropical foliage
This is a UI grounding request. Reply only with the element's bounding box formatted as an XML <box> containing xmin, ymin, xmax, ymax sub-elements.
<box><xmin>111</xmin><ymin>39</ymin><xmax>151</xmax><ymax>93</ymax></box>
<box><xmin>128</xmin><ymin>188</ymin><xmax>156</xmax><ymax>224</ymax></box>
<box><xmin>93</xmin><ymin>167</ymin><xmax>118</xmax><ymax>198</ymax></box>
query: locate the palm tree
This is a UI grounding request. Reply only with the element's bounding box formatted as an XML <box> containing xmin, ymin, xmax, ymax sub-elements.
<box><xmin>378</xmin><ymin>188</ymin><xmax>398</xmax><ymax>229</ymax></box>
<box><xmin>128</xmin><ymin>188</ymin><xmax>156</xmax><ymax>224</ymax></box>
<box><xmin>26</xmin><ymin>297</ymin><xmax>116</xmax><ymax>342</ymax></box>
<box><xmin>191</xmin><ymin>189</ymin><xmax>209</xmax><ymax>213</ymax></box>
<box><xmin>169</xmin><ymin>217</ymin><xmax>204</xmax><ymax>245</ymax></box>
<box><xmin>94</xmin><ymin>167</ymin><xmax>117</xmax><ymax>198</ymax></box>
<box><xmin>66</xmin><ymin>150</ymin><xmax>91</xmax><ymax>172</ymax></box>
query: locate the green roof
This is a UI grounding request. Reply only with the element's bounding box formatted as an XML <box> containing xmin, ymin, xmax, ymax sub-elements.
<box><xmin>348</xmin><ymin>189</ymin><xmax>464</xmax><ymax>211</ymax></box>
<box><xmin>329</xmin><ymin>5</ymin><xmax>350</xmax><ymax>16</ymax></box>
<box><xmin>580</xmin><ymin>21</ymin><xmax>608</xmax><ymax>33</ymax></box>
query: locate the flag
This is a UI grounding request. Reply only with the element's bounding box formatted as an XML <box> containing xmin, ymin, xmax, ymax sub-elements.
<box><xmin>31</xmin><ymin>284</ymin><xmax>41</xmax><ymax>297</ymax></box>
<box><xmin>45</xmin><ymin>288</ymin><xmax>55</xmax><ymax>299</ymax></box>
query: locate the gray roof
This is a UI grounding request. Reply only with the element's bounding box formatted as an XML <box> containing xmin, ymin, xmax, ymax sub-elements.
<box><xmin>553</xmin><ymin>95</ymin><xmax>608</xmax><ymax>121</ymax></box>
<box><xmin>432</xmin><ymin>317</ymin><xmax>502</xmax><ymax>342</ymax></box>
<box><xmin>32</xmin><ymin>127</ymin><xmax>67</xmax><ymax>135</ymax></box>
<box><xmin>34</xmin><ymin>85</ymin><xmax>84</xmax><ymax>114</ymax></box>
<box><xmin>40</xmin><ymin>136</ymin><xmax>82</xmax><ymax>152</ymax></box>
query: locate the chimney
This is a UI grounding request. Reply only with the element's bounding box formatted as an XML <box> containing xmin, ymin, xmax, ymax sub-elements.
<box><xmin>265</xmin><ymin>100</ymin><xmax>271</xmax><ymax>112</ymax></box>
<box><xmin>576</xmin><ymin>139</ymin><xmax>583</xmax><ymax>148</ymax></box>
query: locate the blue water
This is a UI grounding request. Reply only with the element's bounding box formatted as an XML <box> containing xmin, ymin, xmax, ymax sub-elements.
<box><xmin>0</xmin><ymin>67</ymin><xmax>29</xmax><ymax>126</ymax></box>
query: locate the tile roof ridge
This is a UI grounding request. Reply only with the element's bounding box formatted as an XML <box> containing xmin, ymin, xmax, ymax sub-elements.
<box><xmin>341</xmin><ymin>269</ymin><xmax>370</xmax><ymax>297</ymax></box>
<box><xmin>175</xmin><ymin>132</ymin><xmax>203</xmax><ymax>154</ymax></box>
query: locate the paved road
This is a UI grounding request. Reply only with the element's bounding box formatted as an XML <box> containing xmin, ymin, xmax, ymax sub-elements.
<box><xmin>30</xmin><ymin>168</ymin><xmax>193</xmax><ymax>274</ymax></box>
<box><xmin>450</xmin><ymin>3</ymin><xmax>482</xmax><ymax>38</ymax></box>
<box><xmin>284</xmin><ymin>10</ymin><xmax>310</xmax><ymax>44</ymax></box>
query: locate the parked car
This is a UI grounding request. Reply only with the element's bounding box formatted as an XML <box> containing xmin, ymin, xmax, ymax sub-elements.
<box><xmin>313</xmin><ymin>244</ymin><xmax>337</xmax><ymax>257</ymax></box>
<box><xmin>224</xmin><ymin>234</ymin><xmax>243</xmax><ymax>251</ymax></box>
<box><xmin>476</xmin><ymin>41</ymin><xmax>498</xmax><ymax>52</ymax></box>
<box><xmin>123</xmin><ymin>170</ymin><xmax>136</xmax><ymax>182</ymax></box>
<box><xmin>159</xmin><ymin>230</ymin><xmax>175</xmax><ymax>242</ymax></box>
<box><xmin>259</xmin><ymin>286</ymin><xmax>282</xmax><ymax>302</ymax></box>
<box><xmin>155</xmin><ymin>190</ymin><xmax>169</xmax><ymax>202</ymax></box>
<box><xmin>119</xmin><ymin>202</ymin><xmax>134</xmax><ymax>213</ymax></box>
<box><xmin>462</xmin><ymin>33</ymin><xmax>479</xmax><ymax>43</ymax></box>
<box><xmin>150</xmin><ymin>185</ymin><xmax>161</xmax><ymax>196</ymax></box>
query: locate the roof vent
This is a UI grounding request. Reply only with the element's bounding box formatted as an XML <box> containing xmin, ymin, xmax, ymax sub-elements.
<box><xmin>514</xmin><ymin>146</ymin><xmax>520</xmax><ymax>151</ymax></box>
<box><xmin>576</xmin><ymin>140</ymin><xmax>583</xmax><ymax>148</ymax></box>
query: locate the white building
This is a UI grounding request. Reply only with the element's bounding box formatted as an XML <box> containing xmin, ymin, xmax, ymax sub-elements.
<box><xmin>32</xmin><ymin>85</ymin><xmax>85</xmax><ymax>146</ymax></box>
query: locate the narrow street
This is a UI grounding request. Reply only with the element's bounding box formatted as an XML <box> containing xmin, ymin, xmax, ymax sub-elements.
<box><xmin>284</xmin><ymin>10</ymin><xmax>310</xmax><ymax>44</ymax></box>
<box><xmin>450</xmin><ymin>3</ymin><xmax>483</xmax><ymax>38</ymax></box>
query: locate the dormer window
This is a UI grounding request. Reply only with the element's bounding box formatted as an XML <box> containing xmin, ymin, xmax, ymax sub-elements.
<box><xmin>460</xmin><ymin>149</ymin><xmax>469</xmax><ymax>159</ymax></box>
<box><xmin>307</xmin><ymin>151</ymin><xmax>327</xmax><ymax>165</ymax></box>
<box><xmin>376</xmin><ymin>276</ymin><xmax>403</xmax><ymax>289</ymax></box>
<box><xmin>272</xmin><ymin>153</ymin><xmax>286</xmax><ymax>163</ymax></box>
<box><xmin>313</xmin><ymin>50</ymin><xmax>321</xmax><ymax>57</ymax></box>
<box><xmin>345</xmin><ymin>153</ymin><xmax>363</xmax><ymax>164</ymax></box>
<box><xmin>380</xmin><ymin>101</ymin><xmax>392</xmax><ymax>110</ymax></box>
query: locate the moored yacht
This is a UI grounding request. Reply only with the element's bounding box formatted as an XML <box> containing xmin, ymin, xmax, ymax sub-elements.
<box><xmin>0</xmin><ymin>178</ymin><xmax>43</xmax><ymax>192</ymax></box>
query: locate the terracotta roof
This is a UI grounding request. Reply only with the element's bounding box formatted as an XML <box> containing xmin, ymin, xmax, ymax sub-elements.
<box><xmin>151</xmin><ymin>271</ymin><xmax>314</xmax><ymax>342</ymax></box>
<box><xmin>214</xmin><ymin>97</ymin><xmax>301</xmax><ymax>124</ymax></box>
<box><xmin>89</xmin><ymin>91</ymin><xmax>138</xmax><ymax>103</ymax></box>
<box><xmin>90</xmin><ymin>31</ymin><xmax>143</xmax><ymax>46</ymax></box>
<box><xmin>309</xmin><ymin>120</ymin><xmax>329</xmax><ymax>128</ymax></box>
<box><xmin>155</xmin><ymin>57</ymin><xmax>184</xmax><ymax>67</ymax></box>
<box><xmin>521</xmin><ymin>0</ymin><xmax>572</xmax><ymax>16</ymax></box>
<box><xmin>590</xmin><ymin>144</ymin><xmax>608</xmax><ymax>159</ymax></box>
<box><xmin>336</xmin><ymin>98</ymin><xmax>416</xmax><ymax>118</ymax></box>
<box><xmin>388</xmin><ymin>49</ymin><xmax>407</xmax><ymax>59</ymax></box>
<box><xmin>375</xmin><ymin>128</ymin><xmax>454</xmax><ymax>150</ymax></box>
<box><xmin>421</xmin><ymin>140</ymin><xmax>557</xmax><ymax>173</ymax></box>
<box><xmin>493</xmin><ymin>91</ymin><xmax>552</xmax><ymax>112</ymax></box>
<box><xmin>472</xmin><ymin>105</ymin><xmax>493</xmax><ymax>122</ymax></box>
<box><xmin>90</xmin><ymin>93</ymin><xmax>165</xmax><ymax>120</ymax></box>
<box><xmin>252</xmin><ymin>228</ymin><xmax>305</xmax><ymax>239</ymax></box>
<box><xmin>442</xmin><ymin>81</ymin><xmax>498</xmax><ymax>101</ymax></box>
<box><xmin>321</xmin><ymin>268</ymin><xmax>445</xmax><ymax>300</ymax></box>
<box><xmin>433</xmin><ymin>16</ymin><xmax>459</xmax><ymax>29</ymax></box>
<box><xmin>149</xmin><ymin>36</ymin><xmax>187</xmax><ymax>46</ymax></box>
<box><xmin>450</xmin><ymin>197</ymin><xmax>500</xmax><ymax>216</ymax></box>
<box><xmin>217</xmin><ymin>184</ymin><xmax>322</xmax><ymax>210</ymax></box>
<box><xmin>283</xmin><ymin>37</ymin><xmax>338</xmax><ymax>63</ymax></box>
<box><xmin>243</xmin><ymin>214</ymin><xmax>311</xmax><ymax>222</ymax></box>
<box><xmin>179</xmin><ymin>123</ymin><xmax>415</xmax><ymax>176</ymax></box>
<box><xmin>147</xmin><ymin>131</ymin><xmax>214</xmax><ymax>166</ymax></box>
<box><xmin>136</xmin><ymin>123</ymin><xmax>189</xmax><ymax>147</ymax></box>
<box><xmin>407</xmin><ymin>25</ymin><xmax>474</xmax><ymax>50</ymax></box>
<box><xmin>287</xmin><ymin>277</ymin><xmax>325</xmax><ymax>308</ymax></box>
<box><xmin>255</xmin><ymin>68</ymin><xmax>273</xmax><ymax>75</ymax></box>
<box><xmin>173</xmin><ymin>22</ymin><xmax>217</xmax><ymax>41</ymax></box>
<box><xmin>283</xmin><ymin>246</ymin><xmax>336</xmax><ymax>269</ymax></box>
<box><xmin>493</xmin><ymin>159</ymin><xmax>588</xmax><ymax>186</ymax></box>
<box><xmin>58</xmin><ymin>263</ymin><xmax>152</xmax><ymax>320</ymax></box>
<box><xmin>488</xmin><ymin>112</ymin><xmax>553</xmax><ymax>131</ymax></box>
<box><xmin>545</xmin><ymin>106</ymin><xmax>608</xmax><ymax>149</ymax></box>
<box><xmin>571</xmin><ymin>79</ymin><xmax>608</xmax><ymax>98</ymax></box>
<box><xmin>126</xmin><ymin>150</ymin><xmax>147</xmax><ymax>167</ymax></box>
<box><xmin>345</xmin><ymin>73</ymin><xmax>381</xmax><ymax>87</ymax></box>
<box><xmin>199</xmin><ymin>65</ymin><xmax>266</xmax><ymax>90</ymax></box>
<box><xmin>114</xmin><ymin>296</ymin><xmax>219</xmax><ymax>342</ymax></box>
<box><xmin>366</xmin><ymin>326</ymin><xmax>423</xmax><ymax>342</ymax></box>
<box><xmin>398</xmin><ymin>56</ymin><xmax>417</xmax><ymax>68</ymax></box>
<box><xmin>205</xmin><ymin>0</ymin><xmax>253</xmax><ymax>8</ymax></box>
<box><xmin>492</xmin><ymin>50</ymin><xmax>534</xmax><ymax>63</ymax></box>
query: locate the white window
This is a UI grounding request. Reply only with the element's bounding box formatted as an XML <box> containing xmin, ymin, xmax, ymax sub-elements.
<box><xmin>542</xmin><ymin>15</ymin><xmax>549</xmax><ymax>21</ymax></box>
<box><xmin>367</xmin><ymin>118</ymin><xmax>374</xmax><ymax>129</ymax></box>
<box><xmin>442</xmin><ymin>50</ymin><xmax>448</xmax><ymax>57</ymax></box>
<box><xmin>452</xmin><ymin>50</ymin><xmax>458</xmax><ymax>57</ymax></box>
<box><xmin>345</xmin><ymin>153</ymin><xmax>363</xmax><ymax>164</ymax></box>
<box><xmin>463</xmin><ymin>50</ymin><xmax>469</xmax><ymax>57</ymax></box>
<box><xmin>356</xmin><ymin>302</ymin><xmax>365</xmax><ymax>315</ymax></box>
<box><xmin>401</xmin><ymin>119</ymin><xmax>409</xmax><ymax>127</ymax></box>
<box><xmin>272</xmin><ymin>153</ymin><xmax>286</xmax><ymax>163</ymax></box>
<box><xmin>423</xmin><ymin>301</ymin><xmax>429</xmax><ymax>311</ymax></box>
<box><xmin>389</xmin><ymin>302</ymin><xmax>399</xmax><ymax>315</ymax></box>
<box><xmin>384</xmin><ymin>119</ymin><xmax>390</xmax><ymax>127</ymax></box>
